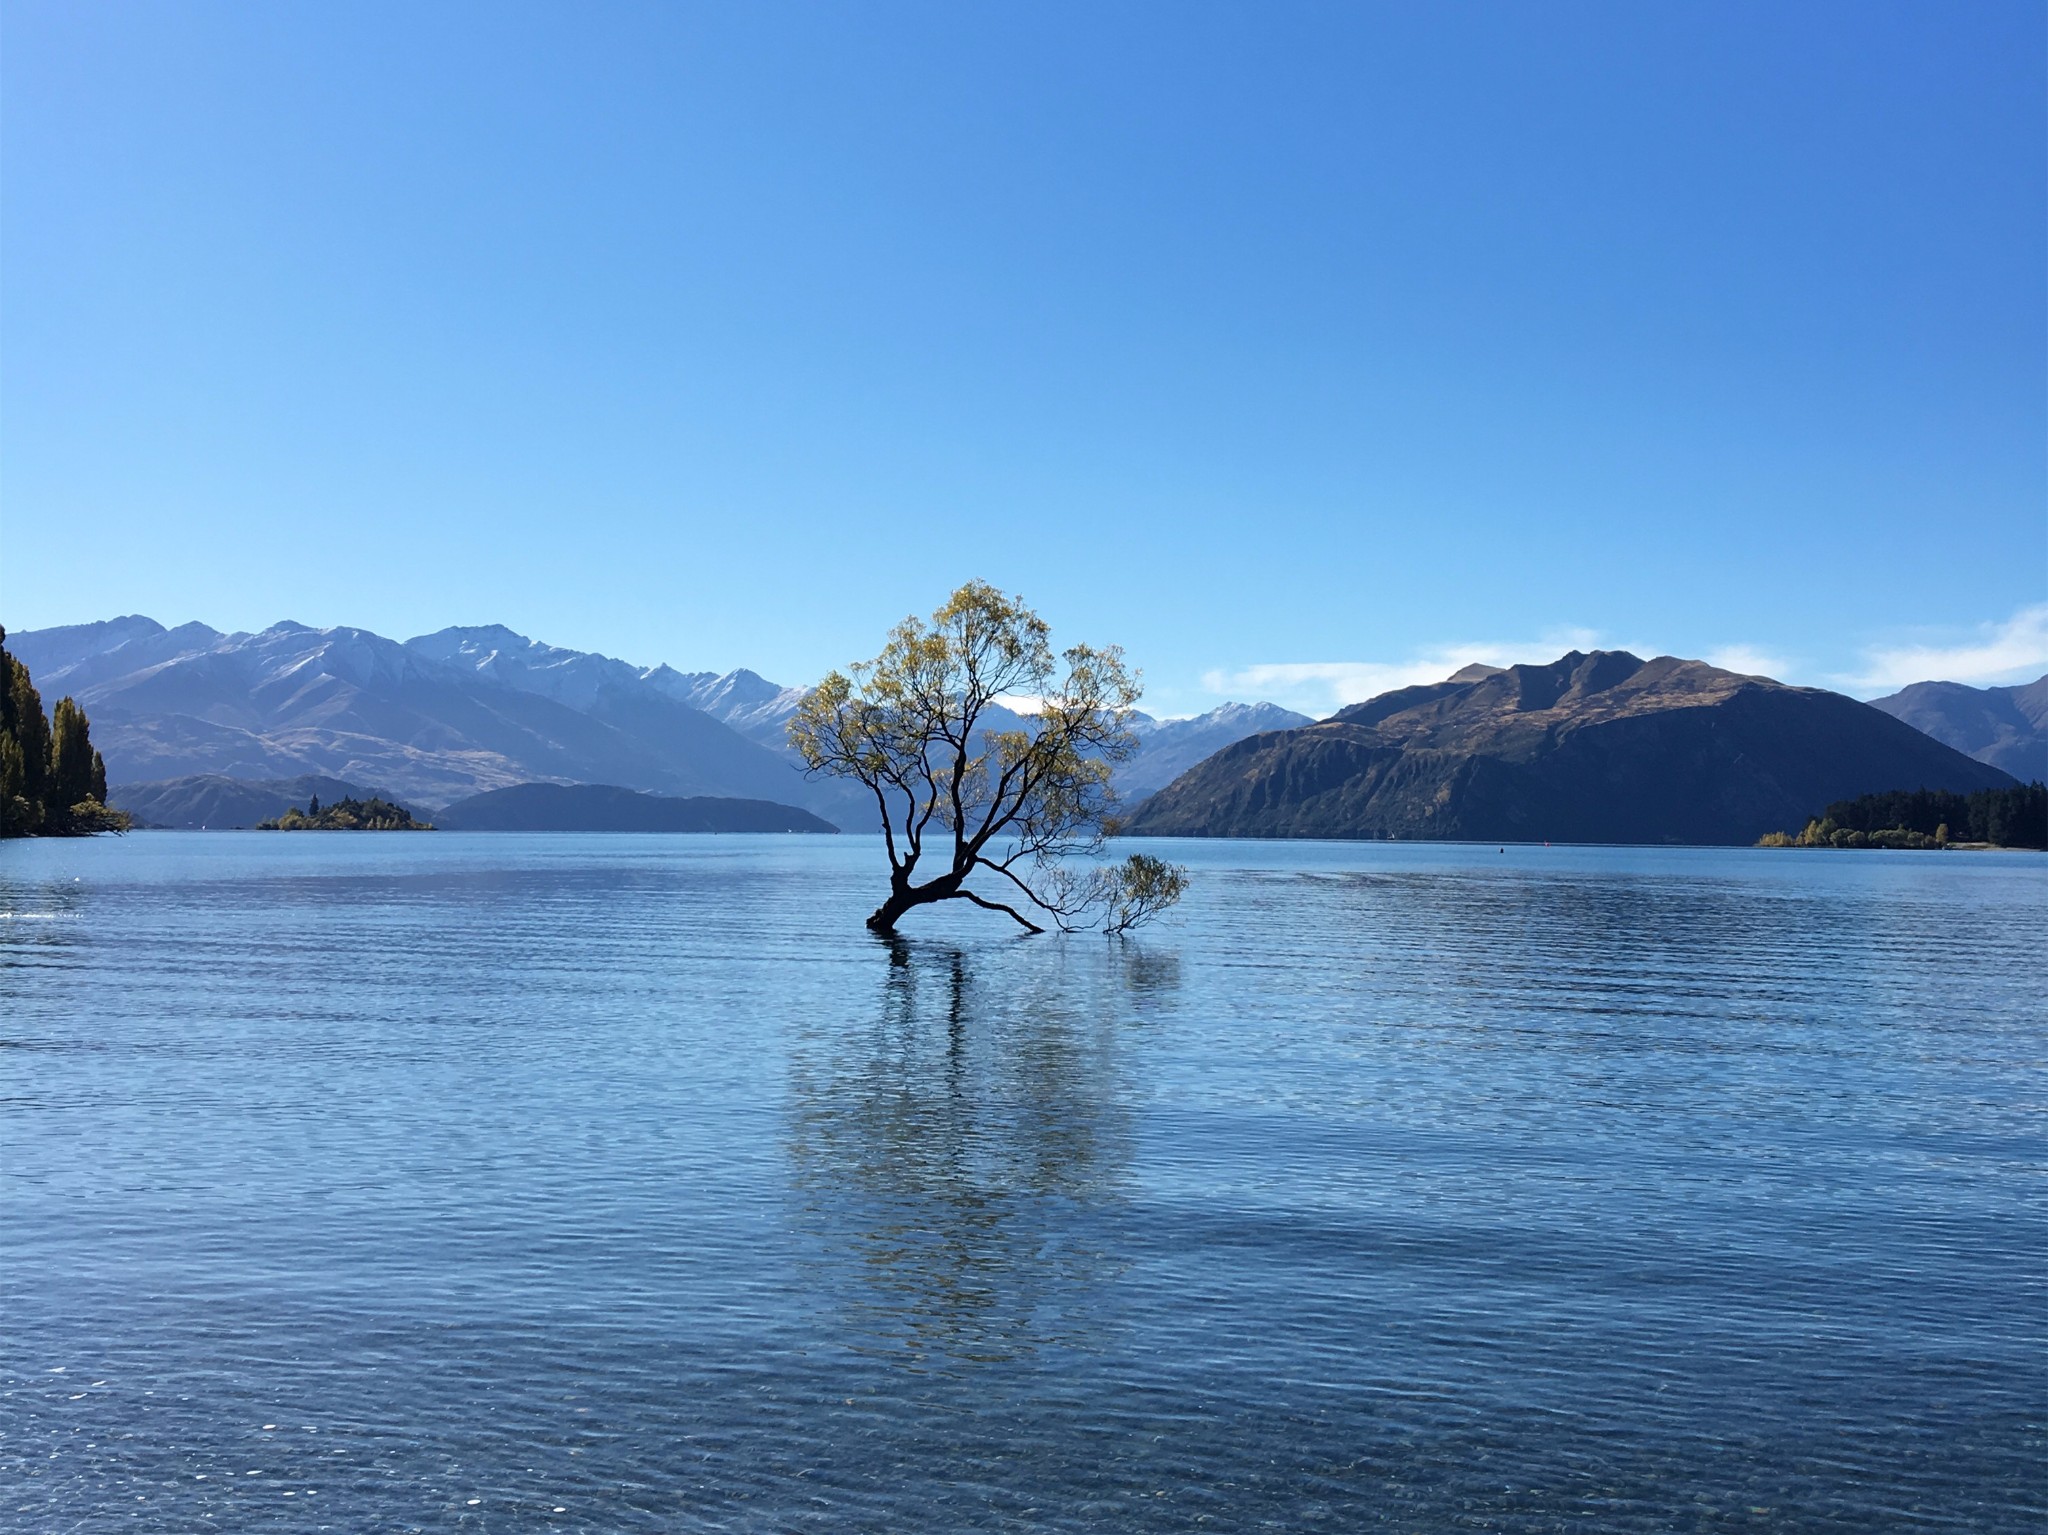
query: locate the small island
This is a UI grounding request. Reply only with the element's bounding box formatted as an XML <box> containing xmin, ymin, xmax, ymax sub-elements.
<box><xmin>258</xmin><ymin>794</ymin><xmax>433</xmax><ymax>831</ymax></box>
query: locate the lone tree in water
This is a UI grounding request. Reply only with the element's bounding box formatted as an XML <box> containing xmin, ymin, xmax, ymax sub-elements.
<box><xmin>791</xmin><ymin>582</ymin><xmax>1188</xmax><ymax>935</ymax></box>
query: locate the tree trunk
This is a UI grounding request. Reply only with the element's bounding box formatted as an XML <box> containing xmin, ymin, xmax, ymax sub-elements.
<box><xmin>866</xmin><ymin>891</ymin><xmax>917</xmax><ymax>933</ymax></box>
<box><xmin>865</xmin><ymin>869</ymin><xmax>965</xmax><ymax>934</ymax></box>
<box><xmin>868</xmin><ymin>878</ymin><xmax>1046</xmax><ymax>935</ymax></box>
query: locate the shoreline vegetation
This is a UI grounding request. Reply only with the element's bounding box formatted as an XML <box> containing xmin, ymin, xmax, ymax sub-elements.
<box><xmin>257</xmin><ymin>795</ymin><xmax>434</xmax><ymax>831</ymax></box>
<box><xmin>0</xmin><ymin>624</ymin><xmax>130</xmax><ymax>838</ymax></box>
<box><xmin>1758</xmin><ymin>783</ymin><xmax>2047</xmax><ymax>851</ymax></box>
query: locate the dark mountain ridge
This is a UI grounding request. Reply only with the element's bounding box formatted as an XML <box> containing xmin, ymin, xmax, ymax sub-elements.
<box><xmin>1127</xmin><ymin>650</ymin><xmax>2017</xmax><ymax>845</ymax></box>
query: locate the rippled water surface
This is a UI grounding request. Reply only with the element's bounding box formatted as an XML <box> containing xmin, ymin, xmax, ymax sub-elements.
<box><xmin>2</xmin><ymin>834</ymin><xmax>2043</xmax><ymax>1533</ymax></box>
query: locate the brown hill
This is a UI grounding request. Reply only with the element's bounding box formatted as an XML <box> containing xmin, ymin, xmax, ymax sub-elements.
<box><xmin>1125</xmin><ymin>651</ymin><xmax>2017</xmax><ymax>845</ymax></box>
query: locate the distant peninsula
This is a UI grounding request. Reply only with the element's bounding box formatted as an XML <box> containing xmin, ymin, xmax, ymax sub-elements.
<box><xmin>1758</xmin><ymin>783</ymin><xmax>2047</xmax><ymax>850</ymax></box>
<box><xmin>113</xmin><ymin>774</ymin><xmax>387</xmax><ymax>830</ymax></box>
<box><xmin>258</xmin><ymin>795</ymin><xmax>433</xmax><ymax>831</ymax></box>
<box><xmin>432</xmin><ymin>782</ymin><xmax>839</xmax><ymax>833</ymax></box>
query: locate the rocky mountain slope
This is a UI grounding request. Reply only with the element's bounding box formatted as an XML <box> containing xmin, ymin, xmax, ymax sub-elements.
<box><xmin>1866</xmin><ymin>674</ymin><xmax>2046</xmax><ymax>781</ymax></box>
<box><xmin>1126</xmin><ymin>650</ymin><xmax>2016</xmax><ymax>845</ymax></box>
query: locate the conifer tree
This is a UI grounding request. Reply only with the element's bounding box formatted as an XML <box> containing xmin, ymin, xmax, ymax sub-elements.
<box><xmin>50</xmin><ymin>697</ymin><xmax>99</xmax><ymax>817</ymax></box>
<box><xmin>2</xmin><ymin>641</ymin><xmax>51</xmax><ymax>834</ymax></box>
<box><xmin>0</xmin><ymin>730</ymin><xmax>26</xmax><ymax>837</ymax></box>
<box><xmin>0</xmin><ymin>625</ymin><xmax>24</xmax><ymax>836</ymax></box>
<box><xmin>0</xmin><ymin>629</ymin><xmax>124</xmax><ymax>837</ymax></box>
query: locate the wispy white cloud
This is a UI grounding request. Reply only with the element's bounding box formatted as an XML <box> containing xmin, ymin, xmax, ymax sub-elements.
<box><xmin>1836</xmin><ymin>603</ymin><xmax>2048</xmax><ymax>695</ymax></box>
<box><xmin>1703</xmin><ymin>645</ymin><xmax>1794</xmax><ymax>680</ymax></box>
<box><xmin>1202</xmin><ymin>628</ymin><xmax>1604</xmax><ymax>717</ymax></box>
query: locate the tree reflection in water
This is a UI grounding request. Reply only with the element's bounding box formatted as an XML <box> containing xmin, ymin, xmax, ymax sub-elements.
<box><xmin>785</xmin><ymin>935</ymin><xmax>1176</xmax><ymax>1364</ymax></box>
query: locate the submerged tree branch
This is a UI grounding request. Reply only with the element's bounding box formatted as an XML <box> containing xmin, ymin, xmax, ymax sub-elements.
<box><xmin>959</xmin><ymin>889</ymin><xmax>1045</xmax><ymax>933</ymax></box>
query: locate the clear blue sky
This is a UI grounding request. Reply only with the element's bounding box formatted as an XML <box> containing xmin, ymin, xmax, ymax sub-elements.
<box><xmin>3</xmin><ymin>1</ymin><xmax>2042</xmax><ymax>714</ymax></box>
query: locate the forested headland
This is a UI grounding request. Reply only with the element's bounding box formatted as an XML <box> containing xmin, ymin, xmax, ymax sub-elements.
<box><xmin>0</xmin><ymin>626</ymin><xmax>129</xmax><ymax>837</ymax></box>
<box><xmin>1758</xmin><ymin>782</ymin><xmax>2047</xmax><ymax>850</ymax></box>
<box><xmin>257</xmin><ymin>794</ymin><xmax>433</xmax><ymax>831</ymax></box>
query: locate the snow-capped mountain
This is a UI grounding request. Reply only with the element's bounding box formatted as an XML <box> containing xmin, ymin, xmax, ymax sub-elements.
<box><xmin>10</xmin><ymin>616</ymin><xmax>1314</xmax><ymax>820</ymax></box>
<box><xmin>10</xmin><ymin>617</ymin><xmax>859</xmax><ymax>819</ymax></box>
<box><xmin>1119</xmin><ymin>701</ymin><xmax>1315</xmax><ymax>800</ymax></box>
<box><xmin>646</xmin><ymin>668</ymin><xmax>811</xmax><ymax>746</ymax></box>
<box><xmin>407</xmin><ymin>627</ymin><xmax>810</xmax><ymax>747</ymax></box>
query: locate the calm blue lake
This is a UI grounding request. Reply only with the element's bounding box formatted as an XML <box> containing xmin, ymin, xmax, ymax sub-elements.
<box><xmin>2</xmin><ymin>833</ymin><xmax>2042</xmax><ymax>1532</ymax></box>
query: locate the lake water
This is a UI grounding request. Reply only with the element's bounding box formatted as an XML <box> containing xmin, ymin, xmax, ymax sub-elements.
<box><xmin>1</xmin><ymin>833</ymin><xmax>2042</xmax><ymax>1533</ymax></box>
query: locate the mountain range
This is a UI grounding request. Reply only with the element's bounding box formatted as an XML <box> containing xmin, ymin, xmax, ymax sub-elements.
<box><xmin>1867</xmin><ymin>675</ymin><xmax>2046</xmax><ymax>781</ymax></box>
<box><xmin>1127</xmin><ymin>650</ymin><xmax>2018</xmax><ymax>845</ymax></box>
<box><xmin>15</xmin><ymin>616</ymin><xmax>2037</xmax><ymax>844</ymax></box>
<box><xmin>9</xmin><ymin>617</ymin><xmax>1305</xmax><ymax>827</ymax></box>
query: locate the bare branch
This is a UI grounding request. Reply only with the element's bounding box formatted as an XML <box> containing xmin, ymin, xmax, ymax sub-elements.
<box><xmin>959</xmin><ymin>889</ymin><xmax>1046</xmax><ymax>934</ymax></box>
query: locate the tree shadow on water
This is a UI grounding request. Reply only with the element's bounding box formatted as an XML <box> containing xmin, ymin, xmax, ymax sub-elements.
<box><xmin>784</xmin><ymin>933</ymin><xmax>1161</xmax><ymax>1365</ymax></box>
